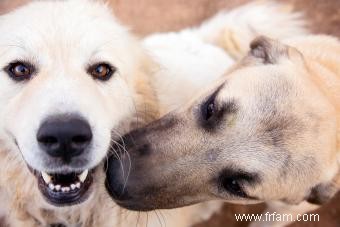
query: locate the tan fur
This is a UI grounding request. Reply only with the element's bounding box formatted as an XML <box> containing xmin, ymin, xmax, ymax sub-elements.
<box><xmin>105</xmin><ymin>35</ymin><xmax>340</xmax><ymax>227</ymax></box>
<box><xmin>288</xmin><ymin>36</ymin><xmax>340</xmax><ymax>151</ymax></box>
<box><xmin>129</xmin><ymin>59</ymin><xmax>160</xmax><ymax>127</ymax></box>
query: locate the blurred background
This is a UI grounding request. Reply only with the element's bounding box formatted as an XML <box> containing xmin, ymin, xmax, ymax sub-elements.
<box><xmin>0</xmin><ymin>0</ymin><xmax>339</xmax><ymax>37</ymax></box>
<box><xmin>0</xmin><ymin>0</ymin><xmax>339</xmax><ymax>226</ymax></box>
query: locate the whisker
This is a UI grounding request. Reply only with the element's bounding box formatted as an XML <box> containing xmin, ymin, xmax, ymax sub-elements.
<box><xmin>135</xmin><ymin>211</ymin><xmax>141</xmax><ymax>227</ymax></box>
<box><xmin>154</xmin><ymin>210</ymin><xmax>163</xmax><ymax>227</ymax></box>
<box><xmin>110</xmin><ymin>130</ymin><xmax>131</xmax><ymax>195</ymax></box>
<box><xmin>158</xmin><ymin>209</ymin><xmax>167</xmax><ymax>227</ymax></box>
<box><xmin>145</xmin><ymin>212</ymin><xmax>149</xmax><ymax>227</ymax></box>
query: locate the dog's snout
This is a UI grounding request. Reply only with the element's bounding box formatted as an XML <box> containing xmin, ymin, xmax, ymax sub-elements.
<box><xmin>37</xmin><ymin>116</ymin><xmax>92</xmax><ymax>161</ymax></box>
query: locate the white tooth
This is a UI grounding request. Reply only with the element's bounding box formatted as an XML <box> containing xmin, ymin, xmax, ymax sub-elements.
<box><xmin>71</xmin><ymin>184</ymin><xmax>76</xmax><ymax>190</ymax></box>
<box><xmin>62</xmin><ymin>187</ymin><xmax>70</xmax><ymax>192</ymax></box>
<box><xmin>78</xmin><ymin>169</ymin><xmax>89</xmax><ymax>183</ymax></box>
<box><xmin>41</xmin><ymin>172</ymin><xmax>51</xmax><ymax>184</ymax></box>
<box><xmin>75</xmin><ymin>182</ymin><xmax>81</xmax><ymax>188</ymax></box>
<box><xmin>55</xmin><ymin>185</ymin><xmax>61</xmax><ymax>191</ymax></box>
<box><xmin>48</xmin><ymin>184</ymin><xmax>55</xmax><ymax>190</ymax></box>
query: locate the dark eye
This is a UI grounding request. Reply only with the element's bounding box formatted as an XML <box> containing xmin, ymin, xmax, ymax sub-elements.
<box><xmin>218</xmin><ymin>169</ymin><xmax>258</xmax><ymax>198</ymax></box>
<box><xmin>202</xmin><ymin>96</ymin><xmax>216</xmax><ymax>121</ymax></box>
<box><xmin>88</xmin><ymin>63</ymin><xmax>115</xmax><ymax>81</ymax></box>
<box><xmin>221</xmin><ymin>177</ymin><xmax>245</xmax><ymax>197</ymax></box>
<box><xmin>5</xmin><ymin>61</ymin><xmax>35</xmax><ymax>81</ymax></box>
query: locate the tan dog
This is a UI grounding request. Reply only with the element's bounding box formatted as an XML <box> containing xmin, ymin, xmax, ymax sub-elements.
<box><xmin>106</xmin><ymin>35</ymin><xmax>340</xmax><ymax>226</ymax></box>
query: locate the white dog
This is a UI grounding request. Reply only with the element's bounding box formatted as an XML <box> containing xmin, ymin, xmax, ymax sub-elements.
<box><xmin>0</xmin><ymin>0</ymin><xmax>307</xmax><ymax>226</ymax></box>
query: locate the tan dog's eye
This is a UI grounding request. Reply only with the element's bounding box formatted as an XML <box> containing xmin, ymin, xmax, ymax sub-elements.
<box><xmin>218</xmin><ymin>170</ymin><xmax>257</xmax><ymax>198</ymax></box>
<box><xmin>206</xmin><ymin>103</ymin><xmax>215</xmax><ymax>120</ymax></box>
<box><xmin>201</xmin><ymin>95</ymin><xmax>217</xmax><ymax>122</ymax></box>
<box><xmin>222</xmin><ymin>177</ymin><xmax>245</xmax><ymax>197</ymax></box>
<box><xmin>5</xmin><ymin>61</ymin><xmax>35</xmax><ymax>81</ymax></box>
<box><xmin>88</xmin><ymin>63</ymin><xmax>115</xmax><ymax>81</ymax></box>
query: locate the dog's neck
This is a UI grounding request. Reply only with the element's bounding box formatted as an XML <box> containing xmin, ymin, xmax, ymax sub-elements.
<box><xmin>292</xmin><ymin>36</ymin><xmax>340</xmax><ymax>201</ymax></box>
<box><xmin>297</xmin><ymin>36</ymin><xmax>340</xmax><ymax>155</ymax></box>
<box><xmin>295</xmin><ymin>36</ymin><xmax>340</xmax><ymax>197</ymax></box>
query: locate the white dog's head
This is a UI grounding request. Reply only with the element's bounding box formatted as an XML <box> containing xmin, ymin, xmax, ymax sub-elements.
<box><xmin>0</xmin><ymin>0</ymin><xmax>157</xmax><ymax>206</ymax></box>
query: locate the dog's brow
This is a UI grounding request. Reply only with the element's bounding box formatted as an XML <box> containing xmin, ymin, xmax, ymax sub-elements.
<box><xmin>0</xmin><ymin>41</ymin><xmax>28</xmax><ymax>56</ymax></box>
<box><xmin>201</xmin><ymin>83</ymin><xmax>226</xmax><ymax>108</ymax></box>
<box><xmin>2</xmin><ymin>35</ymin><xmax>28</xmax><ymax>48</ymax></box>
<box><xmin>212</xmin><ymin>83</ymin><xmax>226</xmax><ymax>98</ymax></box>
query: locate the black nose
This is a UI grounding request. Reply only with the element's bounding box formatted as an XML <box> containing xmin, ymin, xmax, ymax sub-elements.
<box><xmin>105</xmin><ymin>154</ymin><xmax>131</xmax><ymax>201</ymax></box>
<box><xmin>37</xmin><ymin>116</ymin><xmax>92</xmax><ymax>161</ymax></box>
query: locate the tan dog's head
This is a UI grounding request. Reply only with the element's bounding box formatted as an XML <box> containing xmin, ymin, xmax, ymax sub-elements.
<box><xmin>0</xmin><ymin>0</ymin><xmax>157</xmax><ymax>207</ymax></box>
<box><xmin>106</xmin><ymin>36</ymin><xmax>338</xmax><ymax>211</ymax></box>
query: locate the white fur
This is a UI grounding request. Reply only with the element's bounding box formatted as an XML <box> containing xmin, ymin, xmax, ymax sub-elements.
<box><xmin>0</xmin><ymin>0</ymin><xmax>139</xmax><ymax>172</ymax></box>
<box><xmin>144</xmin><ymin>32</ymin><xmax>233</xmax><ymax>113</ymax></box>
<box><xmin>195</xmin><ymin>1</ymin><xmax>308</xmax><ymax>59</ymax></box>
<box><xmin>144</xmin><ymin>1</ymin><xmax>308</xmax><ymax>112</ymax></box>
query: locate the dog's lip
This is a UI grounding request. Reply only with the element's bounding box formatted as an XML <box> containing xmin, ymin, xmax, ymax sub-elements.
<box><xmin>29</xmin><ymin>167</ymin><xmax>95</xmax><ymax>206</ymax></box>
<box><xmin>114</xmin><ymin>200</ymin><xmax>156</xmax><ymax>212</ymax></box>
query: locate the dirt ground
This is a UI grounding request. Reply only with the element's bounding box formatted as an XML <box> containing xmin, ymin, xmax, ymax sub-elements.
<box><xmin>0</xmin><ymin>0</ymin><xmax>339</xmax><ymax>227</ymax></box>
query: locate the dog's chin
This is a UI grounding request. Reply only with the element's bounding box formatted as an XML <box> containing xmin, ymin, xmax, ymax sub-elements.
<box><xmin>29</xmin><ymin>167</ymin><xmax>96</xmax><ymax>207</ymax></box>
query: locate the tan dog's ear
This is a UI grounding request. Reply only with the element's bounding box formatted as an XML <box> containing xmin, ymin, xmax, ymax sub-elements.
<box><xmin>232</xmin><ymin>36</ymin><xmax>303</xmax><ymax>69</ymax></box>
<box><xmin>249</xmin><ymin>36</ymin><xmax>290</xmax><ymax>64</ymax></box>
<box><xmin>307</xmin><ymin>175</ymin><xmax>340</xmax><ymax>205</ymax></box>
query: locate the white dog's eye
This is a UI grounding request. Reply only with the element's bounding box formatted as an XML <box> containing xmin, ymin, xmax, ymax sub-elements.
<box><xmin>5</xmin><ymin>61</ymin><xmax>35</xmax><ymax>81</ymax></box>
<box><xmin>88</xmin><ymin>63</ymin><xmax>116</xmax><ymax>81</ymax></box>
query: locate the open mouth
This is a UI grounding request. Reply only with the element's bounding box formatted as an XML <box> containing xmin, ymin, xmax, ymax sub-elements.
<box><xmin>33</xmin><ymin>169</ymin><xmax>94</xmax><ymax>206</ymax></box>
